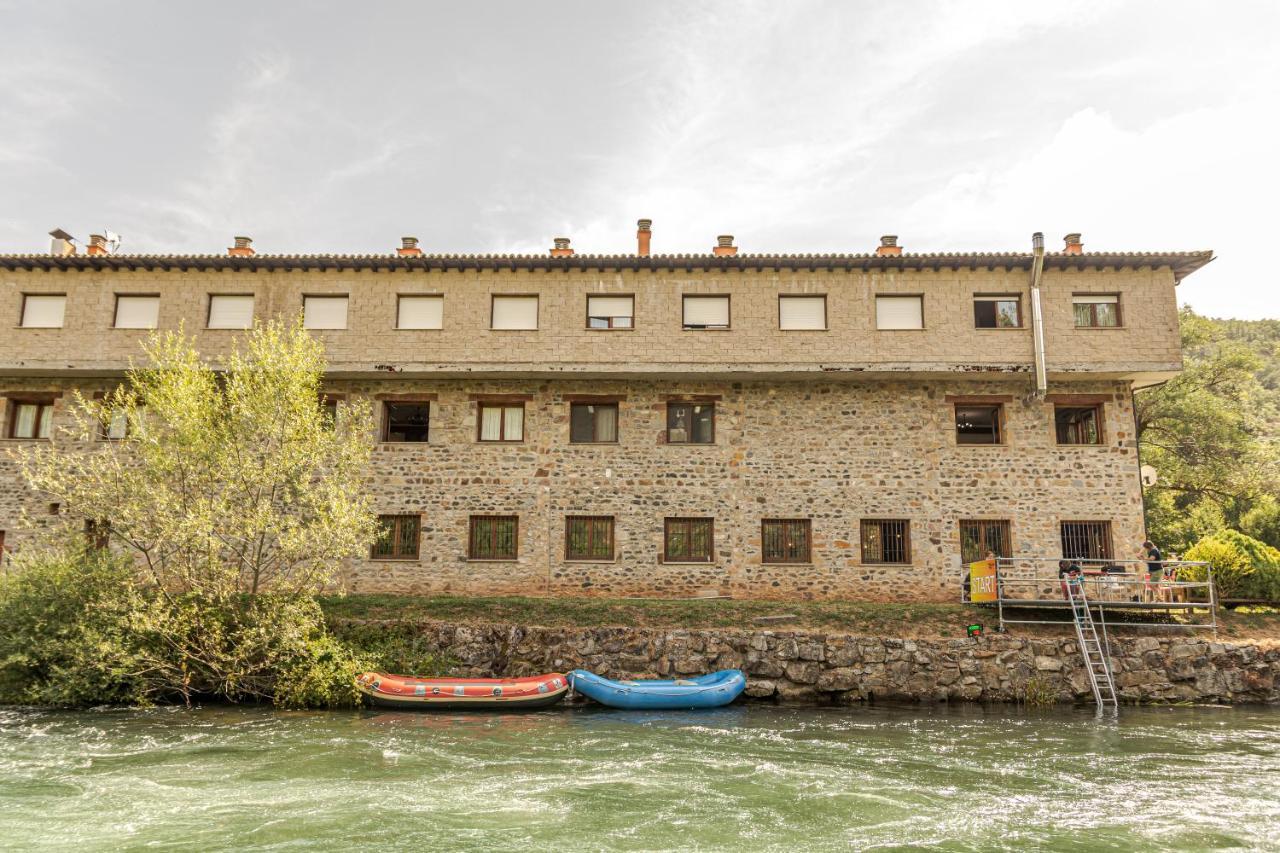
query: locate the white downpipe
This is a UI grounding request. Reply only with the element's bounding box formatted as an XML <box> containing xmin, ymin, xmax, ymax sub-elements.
<box><xmin>1029</xmin><ymin>232</ymin><xmax>1048</xmax><ymax>398</ymax></box>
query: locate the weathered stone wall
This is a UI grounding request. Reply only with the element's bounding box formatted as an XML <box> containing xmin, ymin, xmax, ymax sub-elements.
<box><xmin>356</xmin><ymin>620</ymin><xmax>1280</xmax><ymax>705</ymax></box>
<box><xmin>0</xmin><ymin>264</ymin><xmax>1182</xmax><ymax>376</ymax></box>
<box><xmin>0</xmin><ymin>376</ymin><xmax>1145</xmax><ymax>601</ymax></box>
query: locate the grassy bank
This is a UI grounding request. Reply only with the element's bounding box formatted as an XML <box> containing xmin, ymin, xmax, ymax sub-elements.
<box><xmin>321</xmin><ymin>594</ymin><xmax>1280</xmax><ymax>643</ymax></box>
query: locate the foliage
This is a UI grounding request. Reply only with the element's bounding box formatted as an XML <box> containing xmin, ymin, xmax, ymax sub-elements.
<box><xmin>328</xmin><ymin>620</ymin><xmax>453</xmax><ymax>678</ymax></box>
<box><xmin>1018</xmin><ymin>676</ymin><xmax>1056</xmax><ymax>709</ymax></box>
<box><xmin>1137</xmin><ymin>308</ymin><xmax>1280</xmax><ymax>552</ymax></box>
<box><xmin>1182</xmin><ymin>530</ymin><xmax>1280</xmax><ymax>602</ymax></box>
<box><xmin>7</xmin><ymin>322</ymin><xmax>381</xmax><ymax>708</ymax></box>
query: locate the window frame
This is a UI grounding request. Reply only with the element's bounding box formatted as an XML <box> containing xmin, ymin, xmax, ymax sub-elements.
<box><xmin>874</xmin><ymin>294</ymin><xmax>925</xmax><ymax>330</ymax></box>
<box><xmin>395</xmin><ymin>294</ymin><xmax>445</xmax><ymax>330</ymax></box>
<box><xmin>468</xmin><ymin>515</ymin><xmax>519</xmax><ymax>561</ymax></box>
<box><xmin>490</xmin><ymin>294</ymin><xmax>540</xmax><ymax>331</ymax></box>
<box><xmin>476</xmin><ymin>401</ymin><xmax>526</xmax><ymax>443</ymax></box>
<box><xmin>959</xmin><ymin>519</ymin><xmax>1013</xmax><ymax>564</ymax></box>
<box><xmin>953</xmin><ymin>403</ymin><xmax>1004</xmax><ymax>445</ymax></box>
<box><xmin>564</xmin><ymin>515</ymin><xmax>616</xmax><ymax>562</ymax></box>
<box><xmin>663</xmin><ymin>517</ymin><xmax>715</xmax><ymax>564</ymax></box>
<box><xmin>5</xmin><ymin>398</ymin><xmax>55</xmax><ymax>440</ymax></box>
<box><xmin>972</xmin><ymin>294</ymin><xmax>1023</xmax><ymax>329</ymax></box>
<box><xmin>860</xmin><ymin>518</ymin><xmax>912</xmax><ymax>565</ymax></box>
<box><xmin>681</xmin><ymin>294</ymin><xmax>731</xmax><ymax>330</ymax></box>
<box><xmin>206</xmin><ymin>293</ymin><xmax>256</xmax><ymax>330</ymax></box>
<box><xmin>381</xmin><ymin>400</ymin><xmax>431</xmax><ymax>443</ymax></box>
<box><xmin>1071</xmin><ymin>294</ymin><xmax>1123</xmax><ymax>328</ymax></box>
<box><xmin>585</xmin><ymin>294</ymin><xmax>635</xmax><ymax>330</ymax></box>
<box><xmin>371</xmin><ymin>514</ymin><xmax>421</xmax><ymax>560</ymax></box>
<box><xmin>777</xmin><ymin>294</ymin><xmax>828</xmax><ymax>331</ymax></box>
<box><xmin>112</xmin><ymin>293</ymin><xmax>161</xmax><ymax>330</ymax></box>
<box><xmin>568</xmin><ymin>401</ymin><xmax>620</xmax><ymax>444</ymax></box>
<box><xmin>19</xmin><ymin>293</ymin><xmax>67</xmax><ymax>328</ymax></box>
<box><xmin>665</xmin><ymin>400</ymin><xmax>715</xmax><ymax>445</ymax></box>
<box><xmin>761</xmin><ymin>518</ymin><xmax>812</xmax><ymax>565</ymax></box>
<box><xmin>1054</xmin><ymin>404</ymin><xmax>1104</xmax><ymax>446</ymax></box>
<box><xmin>1060</xmin><ymin>520</ymin><xmax>1114</xmax><ymax>561</ymax></box>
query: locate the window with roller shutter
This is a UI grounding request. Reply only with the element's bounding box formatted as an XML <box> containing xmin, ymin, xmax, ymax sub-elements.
<box><xmin>682</xmin><ymin>295</ymin><xmax>730</xmax><ymax>329</ymax></box>
<box><xmin>20</xmin><ymin>294</ymin><xmax>66</xmax><ymax>328</ymax></box>
<box><xmin>586</xmin><ymin>295</ymin><xmax>634</xmax><ymax>329</ymax></box>
<box><xmin>491</xmin><ymin>295</ymin><xmax>538</xmax><ymax>330</ymax></box>
<box><xmin>303</xmin><ymin>295</ymin><xmax>348</xmax><ymax>330</ymax></box>
<box><xmin>397</xmin><ymin>295</ymin><xmax>443</xmax><ymax>330</ymax></box>
<box><xmin>778</xmin><ymin>295</ymin><xmax>826</xmax><ymax>330</ymax></box>
<box><xmin>114</xmin><ymin>295</ymin><xmax>159</xmax><ymax>329</ymax></box>
<box><xmin>207</xmin><ymin>295</ymin><xmax>255</xmax><ymax>329</ymax></box>
<box><xmin>875</xmin><ymin>296</ymin><xmax>923</xmax><ymax>330</ymax></box>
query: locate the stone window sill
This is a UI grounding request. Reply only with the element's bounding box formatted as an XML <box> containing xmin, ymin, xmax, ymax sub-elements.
<box><xmin>562</xmin><ymin>559</ymin><xmax>619</xmax><ymax>565</ymax></box>
<box><xmin>466</xmin><ymin>558</ymin><xmax>520</xmax><ymax>563</ymax></box>
<box><xmin>661</xmin><ymin>561</ymin><xmax>716</xmax><ymax>566</ymax></box>
<box><xmin>368</xmin><ymin>557</ymin><xmax>421</xmax><ymax>563</ymax></box>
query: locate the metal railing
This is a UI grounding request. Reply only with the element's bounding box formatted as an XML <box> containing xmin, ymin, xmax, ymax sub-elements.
<box><xmin>965</xmin><ymin>556</ymin><xmax>1217</xmax><ymax>632</ymax></box>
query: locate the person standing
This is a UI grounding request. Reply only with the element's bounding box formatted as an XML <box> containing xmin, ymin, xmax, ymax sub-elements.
<box><xmin>1141</xmin><ymin>540</ymin><xmax>1164</xmax><ymax>602</ymax></box>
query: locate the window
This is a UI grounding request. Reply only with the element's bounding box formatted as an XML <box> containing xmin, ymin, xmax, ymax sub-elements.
<box><xmin>208</xmin><ymin>295</ymin><xmax>255</xmax><ymax>329</ymax></box>
<box><xmin>469</xmin><ymin>515</ymin><xmax>518</xmax><ymax>560</ymax></box>
<box><xmin>84</xmin><ymin>519</ymin><xmax>111</xmax><ymax>550</ymax></box>
<box><xmin>20</xmin><ymin>294</ymin><xmax>66</xmax><ymax>328</ymax></box>
<box><xmin>682</xmin><ymin>295</ymin><xmax>730</xmax><ymax>329</ymax></box>
<box><xmin>587</xmin><ymin>295</ymin><xmax>634</xmax><ymax>329</ymax></box>
<box><xmin>861</xmin><ymin>519</ymin><xmax>911</xmax><ymax>564</ymax></box>
<box><xmin>382</xmin><ymin>402</ymin><xmax>430</xmax><ymax>442</ymax></box>
<box><xmin>397</xmin><ymin>295</ymin><xmax>444</xmax><ymax>330</ymax></box>
<box><xmin>7</xmin><ymin>400</ymin><xmax>53</xmax><ymax>439</ymax></box>
<box><xmin>973</xmin><ymin>295</ymin><xmax>1021</xmax><ymax>328</ymax></box>
<box><xmin>478</xmin><ymin>403</ymin><xmax>524</xmax><ymax>442</ymax></box>
<box><xmin>666</xmin><ymin>402</ymin><xmax>714</xmax><ymax>444</ymax></box>
<box><xmin>570</xmin><ymin>402</ymin><xmax>618</xmax><ymax>443</ymax></box>
<box><xmin>565</xmin><ymin>516</ymin><xmax>615</xmax><ymax>561</ymax></box>
<box><xmin>955</xmin><ymin>404</ymin><xmax>1002</xmax><ymax>445</ymax></box>
<box><xmin>114</xmin><ymin>295</ymin><xmax>160</xmax><ymax>329</ymax></box>
<box><xmin>960</xmin><ymin>520</ymin><xmax>1012</xmax><ymax>564</ymax></box>
<box><xmin>1055</xmin><ymin>405</ymin><xmax>1102</xmax><ymax>445</ymax></box>
<box><xmin>102</xmin><ymin>403</ymin><xmax>144</xmax><ymax>440</ymax></box>
<box><xmin>491</xmin><ymin>295</ymin><xmax>538</xmax><ymax>330</ymax></box>
<box><xmin>779</xmin><ymin>295</ymin><xmax>826</xmax><ymax>330</ymax></box>
<box><xmin>372</xmin><ymin>514</ymin><xmax>420</xmax><ymax>559</ymax></box>
<box><xmin>1072</xmin><ymin>294</ymin><xmax>1121</xmax><ymax>328</ymax></box>
<box><xmin>875</xmin><ymin>296</ymin><xmax>923</xmax><ymax>330</ymax></box>
<box><xmin>1060</xmin><ymin>521</ymin><xmax>1113</xmax><ymax>561</ymax></box>
<box><xmin>664</xmin><ymin>517</ymin><xmax>714</xmax><ymax>563</ymax></box>
<box><xmin>762</xmin><ymin>519</ymin><xmax>811</xmax><ymax>564</ymax></box>
<box><xmin>303</xmin><ymin>296</ymin><xmax>349</xmax><ymax>330</ymax></box>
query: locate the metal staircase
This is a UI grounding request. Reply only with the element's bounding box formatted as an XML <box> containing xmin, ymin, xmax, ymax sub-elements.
<box><xmin>1065</xmin><ymin>577</ymin><xmax>1118</xmax><ymax>708</ymax></box>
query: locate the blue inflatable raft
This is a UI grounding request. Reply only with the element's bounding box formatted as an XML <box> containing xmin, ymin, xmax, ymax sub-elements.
<box><xmin>568</xmin><ymin>669</ymin><xmax>746</xmax><ymax>710</ymax></box>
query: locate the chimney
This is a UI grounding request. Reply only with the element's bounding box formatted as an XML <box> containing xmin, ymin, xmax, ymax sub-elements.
<box><xmin>712</xmin><ymin>235</ymin><xmax>737</xmax><ymax>256</ymax></box>
<box><xmin>637</xmin><ymin>219</ymin><xmax>652</xmax><ymax>256</ymax></box>
<box><xmin>49</xmin><ymin>228</ymin><xmax>77</xmax><ymax>256</ymax></box>
<box><xmin>86</xmin><ymin>234</ymin><xmax>109</xmax><ymax>256</ymax></box>
<box><xmin>228</xmin><ymin>236</ymin><xmax>255</xmax><ymax>256</ymax></box>
<box><xmin>551</xmin><ymin>237</ymin><xmax>574</xmax><ymax>257</ymax></box>
<box><xmin>876</xmin><ymin>235</ymin><xmax>902</xmax><ymax>257</ymax></box>
<box><xmin>1063</xmin><ymin>233</ymin><xmax>1083</xmax><ymax>255</ymax></box>
<box><xmin>398</xmin><ymin>236</ymin><xmax>422</xmax><ymax>257</ymax></box>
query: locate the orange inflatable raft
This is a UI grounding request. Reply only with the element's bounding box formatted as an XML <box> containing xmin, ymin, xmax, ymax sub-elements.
<box><xmin>355</xmin><ymin>671</ymin><xmax>570</xmax><ymax>710</ymax></box>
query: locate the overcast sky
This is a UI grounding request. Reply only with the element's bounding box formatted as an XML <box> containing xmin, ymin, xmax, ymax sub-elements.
<box><xmin>2</xmin><ymin>0</ymin><xmax>1276</xmax><ymax>319</ymax></box>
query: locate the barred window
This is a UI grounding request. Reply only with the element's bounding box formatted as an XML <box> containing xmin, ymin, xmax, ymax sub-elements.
<box><xmin>664</xmin><ymin>518</ymin><xmax>714</xmax><ymax>563</ymax></box>
<box><xmin>469</xmin><ymin>515</ymin><xmax>518</xmax><ymax>560</ymax></box>
<box><xmin>566</xmin><ymin>516</ymin><xmax>615</xmax><ymax>561</ymax></box>
<box><xmin>372</xmin><ymin>514</ymin><xmax>420</xmax><ymax>560</ymax></box>
<box><xmin>861</xmin><ymin>519</ymin><xmax>911</xmax><ymax>564</ymax></box>
<box><xmin>762</xmin><ymin>519</ymin><xmax>811</xmax><ymax>564</ymax></box>
<box><xmin>959</xmin><ymin>520</ymin><xmax>1012</xmax><ymax>564</ymax></box>
<box><xmin>1060</xmin><ymin>521</ymin><xmax>1113</xmax><ymax>561</ymax></box>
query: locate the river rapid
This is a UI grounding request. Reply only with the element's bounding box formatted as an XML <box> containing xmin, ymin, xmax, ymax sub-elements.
<box><xmin>1</xmin><ymin>704</ymin><xmax>1278</xmax><ymax>851</ymax></box>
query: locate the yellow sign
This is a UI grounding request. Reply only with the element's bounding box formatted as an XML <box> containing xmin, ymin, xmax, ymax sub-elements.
<box><xmin>969</xmin><ymin>559</ymin><xmax>998</xmax><ymax>602</ymax></box>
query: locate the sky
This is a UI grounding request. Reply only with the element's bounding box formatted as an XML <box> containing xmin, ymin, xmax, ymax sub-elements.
<box><xmin>1</xmin><ymin>0</ymin><xmax>1277</xmax><ymax>319</ymax></box>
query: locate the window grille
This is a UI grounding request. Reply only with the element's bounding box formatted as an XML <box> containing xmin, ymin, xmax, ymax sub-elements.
<box><xmin>372</xmin><ymin>514</ymin><xmax>420</xmax><ymax>559</ymax></box>
<box><xmin>762</xmin><ymin>519</ymin><xmax>811</xmax><ymax>564</ymax></box>
<box><xmin>469</xmin><ymin>515</ymin><xmax>518</xmax><ymax>560</ymax></box>
<box><xmin>1060</xmin><ymin>521</ymin><xmax>1113</xmax><ymax>561</ymax></box>
<box><xmin>664</xmin><ymin>518</ymin><xmax>714</xmax><ymax>563</ymax></box>
<box><xmin>861</xmin><ymin>519</ymin><xmax>911</xmax><ymax>564</ymax></box>
<box><xmin>565</xmin><ymin>516</ymin><xmax>615</xmax><ymax>561</ymax></box>
<box><xmin>959</xmin><ymin>520</ymin><xmax>1012</xmax><ymax>564</ymax></box>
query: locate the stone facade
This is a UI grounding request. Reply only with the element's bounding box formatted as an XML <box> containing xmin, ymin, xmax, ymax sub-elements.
<box><xmin>0</xmin><ymin>249</ymin><xmax>1209</xmax><ymax>600</ymax></box>
<box><xmin>341</xmin><ymin>619</ymin><xmax>1280</xmax><ymax>705</ymax></box>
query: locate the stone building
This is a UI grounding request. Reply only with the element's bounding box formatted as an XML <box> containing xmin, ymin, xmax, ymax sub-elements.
<box><xmin>0</xmin><ymin>227</ymin><xmax>1211</xmax><ymax>601</ymax></box>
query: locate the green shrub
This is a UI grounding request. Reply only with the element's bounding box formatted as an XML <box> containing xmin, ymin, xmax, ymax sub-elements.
<box><xmin>330</xmin><ymin>620</ymin><xmax>452</xmax><ymax>677</ymax></box>
<box><xmin>1183</xmin><ymin>530</ymin><xmax>1280</xmax><ymax>601</ymax></box>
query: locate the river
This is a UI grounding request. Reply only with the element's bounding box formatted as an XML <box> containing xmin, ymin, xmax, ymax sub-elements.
<box><xmin>1</xmin><ymin>704</ymin><xmax>1277</xmax><ymax>851</ymax></box>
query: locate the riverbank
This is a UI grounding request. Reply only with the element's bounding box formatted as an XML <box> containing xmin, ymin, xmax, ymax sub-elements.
<box><xmin>323</xmin><ymin>596</ymin><xmax>1280</xmax><ymax>705</ymax></box>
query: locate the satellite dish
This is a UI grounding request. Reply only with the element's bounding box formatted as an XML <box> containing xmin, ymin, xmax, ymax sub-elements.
<box><xmin>1140</xmin><ymin>464</ymin><xmax>1158</xmax><ymax>487</ymax></box>
<box><xmin>103</xmin><ymin>230</ymin><xmax>122</xmax><ymax>253</ymax></box>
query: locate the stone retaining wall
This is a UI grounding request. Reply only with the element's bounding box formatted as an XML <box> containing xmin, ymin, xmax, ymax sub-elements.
<box><xmin>356</xmin><ymin>620</ymin><xmax>1280</xmax><ymax>705</ymax></box>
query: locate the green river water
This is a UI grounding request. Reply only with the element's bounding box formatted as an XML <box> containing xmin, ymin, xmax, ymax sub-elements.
<box><xmin>1</xmin><ymin>704</ymin><xmax>1278</xmax><ymax>851</ymax></box>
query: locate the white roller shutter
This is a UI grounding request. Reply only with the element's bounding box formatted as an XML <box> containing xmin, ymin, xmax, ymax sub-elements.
<box><xmin>1071</xmin><ymin>294</ymin><xmax>1118</xmax><ymax>304</ymax></box>
<box><xmin>21</xmin><ymin>295</ymin><xmax>66</xmax><ymax>328</ymax></box>
<box><xmin>779</xmin><ymin>296</ymin><xmax>826</xmax><ymax>330</ymax></box>
<box><xmin>875</xmin><ymin>296</ymin><xmax>923</xmax><ymax>330</ymax></box>
<box><xmin>303</xmin><ymin>296</ymin><xmax>349</xmax><ymax>330</ymax></box>
<box><xmin>491</xmin><ymin>295</ymin><xmax>538</xmax><ymax>330</ymax></box>
<box><xmin>682</xmin><ymin>296</ymin><xmax>730</xmax><ymax>327</ymax></box>
<box><xmin>587</xmin><ymin>296</ymin><xmax>633</xmax><ymax>318</ymax></box>
<box><xmin>208</xmin><ymin>295</ymin><xmax>255</xmax><ymax>329</ymax></box>
<box><xmin>398</xmin><ymin>295</ymin><xmax>444</xmax><ymax>329</ymax></box>
<box><xmin>114</xmin><ymin>296</ymin><xmax>160</xmax><ymax>329</ymax></box>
